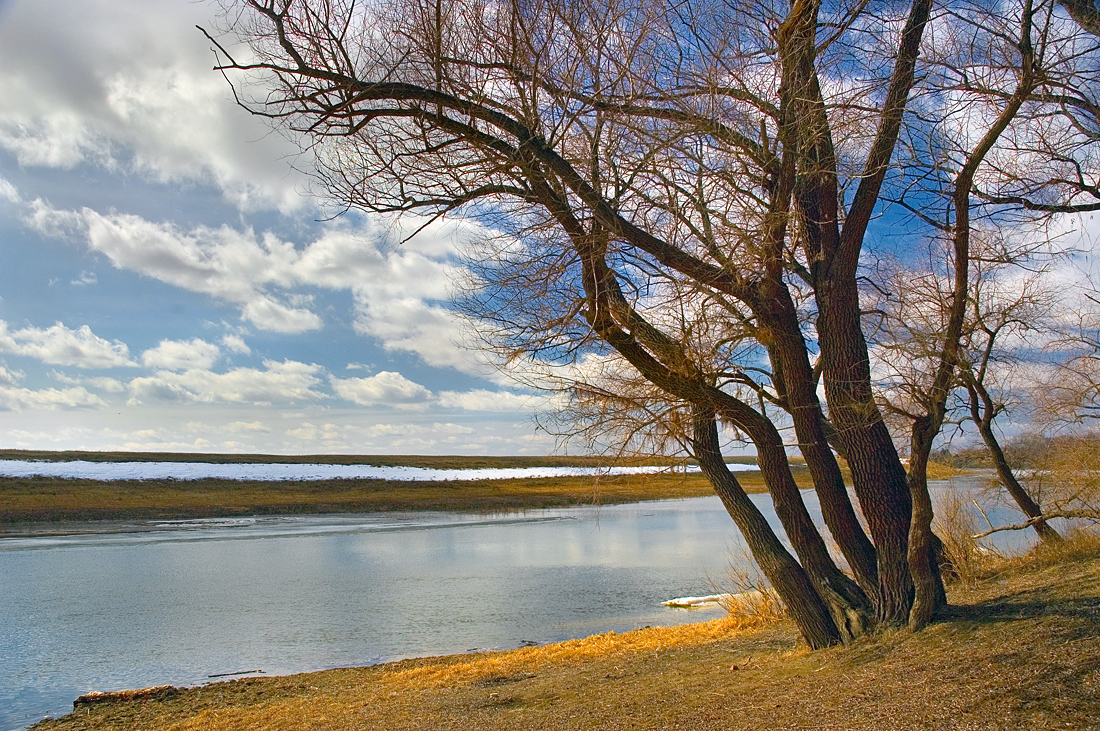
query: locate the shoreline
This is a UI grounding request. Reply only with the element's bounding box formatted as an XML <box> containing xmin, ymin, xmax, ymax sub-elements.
<box><xmin>29</xmin><ymin>547</ymin><xmax>1100</xmax><ymax>731</ymax></box>
<box><xmin>0</xmin><ymin>469</ymin><xmax>785</xmax><ymax>537</ymax></box>
<box><xmin>0</xmin><ymin>460</ymin><xmax>979</xmax><ymax>538</ymax></box>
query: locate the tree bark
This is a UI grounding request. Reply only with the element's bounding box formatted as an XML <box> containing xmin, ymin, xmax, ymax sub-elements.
<box><xmin>758</xmin><ymin>291</ymin><xmax>880</xmax><ymax>594</ymax></box>
<box><xmin>907</xmin><ymin>416</ymin><xmax>945</xmax><ymax>630</ymax></box>
<box><xmin>692</xmin><ymin>406</ymin><xmax>842</xmax><ymax>649</ymax></box>
<box><xmin>714</xmin><ymin>391</ymin><xmax>872</xmax><ymax>639</ymax></box>
<box><xmin>815</xmin><ymin>276</ymin><xmax>916</xmax><ymax>624</ymax></box>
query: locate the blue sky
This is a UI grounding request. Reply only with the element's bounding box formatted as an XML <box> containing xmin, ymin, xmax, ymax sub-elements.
<box><xmin>2</xmin><ymin>0</ymin><xmax>1097</xmax><ymax>457</ymax></box>
<box><xmin>0</xmin><ymin>0</ymin><xmax>558</xmax><ymax>455</ymax></box>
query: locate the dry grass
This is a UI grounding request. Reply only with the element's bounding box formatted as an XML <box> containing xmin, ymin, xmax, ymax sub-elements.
<box><xmin>716</xmin><ymin>564</ymin><xmax>789</xmax><ymax>622</ymax></box>
<box><xmin>0</xmin><ymin>471</ymin><xmax>751</xmax><ymax>534</ymax></box>
<box><xmin>32</xmin><ymin>535</ymin><xmax>1100</xmax><ymax>731</ymax></box>
<box><xmin>933</xmin><ymin>487</ymin><xmax>997</xmax><ymax>587</ymax></box>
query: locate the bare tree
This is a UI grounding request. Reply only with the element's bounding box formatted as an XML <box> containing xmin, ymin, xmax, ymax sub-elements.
<box><xmin>208</xmin><ymin>0</ymin><xmax>1100</xmax><ymax>642</ymax></box>
<box><xmin>872</xmin><ymin>236</ymin><xmax>1065</xmax><ymax>544</ymax></box>
<box><xmin>959</xmin><ymin>261</ymin><xmax>1065</xmax><ymax>543</ymax></box>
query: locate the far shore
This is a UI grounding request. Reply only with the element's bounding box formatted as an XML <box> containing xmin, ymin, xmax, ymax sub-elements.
<box><xmin>0</xmin><ymin>448</ymin><xmax>752</xmax><ymax>468</ymax></box>
<box><xmin>0</xmin><ymin>451</ymin><xmax>970</xmax><ymax>537</ymax></box>
<box><xmin>0</xmin><ymin>469</ymin><xmax>778</xmax><ymax>537</ymax></box>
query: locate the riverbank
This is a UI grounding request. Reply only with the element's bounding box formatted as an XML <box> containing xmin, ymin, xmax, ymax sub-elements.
<box><xmin>0</xmin><ymin>454</ymin><xmax>972</xmax><ymax>536</ymax></box>
<box><xmin>0</xmin><ymin>468</ymin><xmax>788</xmax><ymax>535</ymax></box>
<box><xmin>30</xmin><ymin>539</ymin><xmax>1100</xmax><ymax>730</ymax></box>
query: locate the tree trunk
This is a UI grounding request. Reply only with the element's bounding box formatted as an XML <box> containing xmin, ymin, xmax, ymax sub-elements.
<box><xmin>967</xmin><ymin>379</ymin><xmax>1063</xmax><ymax>543</ymax></box>
<box><xmin>815</xmin><ymin>276</ymin><xmax>915</xmax><ymax>625</ymax></box>
<box><xmin>718</xmin><ymin>391</ymin><xmax>872</xmax><ymax>639</ymax></box>
<box><xmin>759</xmin><ymin>292</ymin><xmax>879</xmax><ymax>594</ymax></box>
<box><xmin>906</xmin><ymin>416</ymin><xmax>945</xmax><ymax>630</ymax></box>
<box><xmin>692</xmin><ymin>406</ymin><xmax>842</xmax><ymax>649</ymax></box>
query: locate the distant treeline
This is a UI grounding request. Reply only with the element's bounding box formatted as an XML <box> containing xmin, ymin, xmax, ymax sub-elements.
<box><xmin>933</xmin><ymin>434</ymin><xmax>1100</xmax><ymax>469</ymax></box>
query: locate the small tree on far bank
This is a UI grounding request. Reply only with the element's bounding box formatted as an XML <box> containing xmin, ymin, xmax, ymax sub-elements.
<box><xmin>871</xmin><ymin>238</ymin><xmax>1065</xmax><ymax>544</ymax></box>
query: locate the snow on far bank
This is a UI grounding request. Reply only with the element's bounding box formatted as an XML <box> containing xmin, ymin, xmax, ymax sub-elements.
<box><xmin>0</xmin><ymin>460</ymin><xmax>757</xmax><ymax>482</ymax></box>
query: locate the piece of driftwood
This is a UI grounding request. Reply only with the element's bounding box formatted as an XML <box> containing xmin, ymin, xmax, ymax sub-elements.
<box><xmin>208</xmin><ymin>669</ymin><xmax>265</xmax><ymax>678</ymax></box>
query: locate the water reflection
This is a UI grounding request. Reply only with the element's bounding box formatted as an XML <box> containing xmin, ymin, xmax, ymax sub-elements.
<box><xmin>0</xmin><ymin>475</ymin><xmax>1041</xmax><ymax>731</ymax></box>
<box><xmin>0</xmin><ymin>498</ymin><xmax>740</xmax><ymax>730</ymax></box>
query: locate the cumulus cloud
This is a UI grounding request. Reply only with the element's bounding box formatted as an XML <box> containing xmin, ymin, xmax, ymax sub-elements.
<box><xmin>0</xmin><ymin>362</ymin><xmax>109</xmax><ymax>414</ymax></box>
<box><xmin>0</xmin><ymin>0</ymin><xmax>311</xmax><ymax>211</ymax></box>
<box><xmin>0</xmin><ymin>176</ymin><xmax>19</xmax><ymax>203</ymax></box>
<box><xmin>221</xmin><ymin>334</ymin><xmax>251</xmax><ymax>355</ymax></box>
<box><xmin>0</xmin><ymin>363</ymin><xmax>24</xmax><ymax>386</ymax></box>
<box><xmin>0</xmin><ymin>320</ymin><xmax>135</xmax><ymax>368</ymax></box>
<box><xmin>436</xmin><ymin>388</ymin><xmax>557</xmax><ymax>412</ymax></box>
<box><xmin>128</xmin><ymin>359</ymin><xmax>325</xmax><ymax>405</ymax></box>
<box><xmin>50</xmin><ymin>371</ymin><xmax>127</xmax><ymax>393</ymax></box>
<box><xmin>24</xmin><ymin>198</ymin><xmax>488</xmax><ymax>369</ymax></box>
<box><xmin>80</xmin><ymin>211</ymin><xmax>312</xmax><ymax>329</ymax></box>
<box><xmin>365</xmin><ymin>422</ymin><xmax>475</xmax><ymax>437</ymax></box>
<box><xmin>142</xmin><ymin>338</ymin><xmax>221</xmax><ymax>371</ymax></box>
<box><xmin>330</xmin><ymin>371</ymin><xmax>434</xmax><ymax>409</ymax></box>
<box><xmin>0</xmin><ymin>385</ymin><xmax>107</xmax><ymax>411</ymax></box>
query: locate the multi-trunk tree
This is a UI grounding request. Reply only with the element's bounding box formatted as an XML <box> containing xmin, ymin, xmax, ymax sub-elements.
<box><xmin>210</xmin><ymin>0</ymin><xmax>1100</xmax><ymax>645</ymax></box>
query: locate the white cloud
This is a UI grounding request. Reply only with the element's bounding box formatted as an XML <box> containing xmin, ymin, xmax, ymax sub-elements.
<box><xmin>365</xmin><ymin>422</ymin><xmax>475</xmax><ymax>437</ymax></box>
<box><xmin>285</xmin><ymin>422</ymin><xmax>344</xmax><ymax>443</ymax></box>
<box><xmin>128</xmin><ymin>359</ymin><xmax>325</xmax><ymax>405</ymax></box>
<box><xmin>80</xmin><ymin>210</ymin><xmax>322</xmax><ymax>333</ymax></box>
<box><xmin>284</xmin><ymin>222</ymin><xmax>482</xmax><ymax>371</ymax></box>
<box><xmin>0</xmin><ymin>363</ymin><xmax>25</xmax><ymax>385</ymax></box>
<box><xmin>225</xmin><ymin>420</ymin><xmax>271</xmax><ymax>434</ymax></box>
<box><xmin>0</xmin><ymin>176</ymin><xmax>19</xmax><ymax>203</ymax></box>
<box><xmin>51</xmin><ymin>371</ymin><xmax>127</xmax><ymax>393</ymax></box>
<box><xmin>142</xmin><ymin>338</ymin><xmax>221</xmax><ymax>371</ymax></box>
<box><xmin>25</xmin><ymin>199</ymin><xmax>490</xmax><ymax>368</ymax></box>
<box><xmin>221</xmin><ymin>334</ymin><xmax>251</xmax><ymax>356</ymax></box>
<box><xmin>240</xmin><ymin>297</ymin><xmax>323</xmax><ymax>334</ymax></box>
<box><xmin>0</xmin><ymin>385</ymin><xmax>107</xmax><ymax>411</ymax></box>
<box><xmin>330</xmin><ymin>371</ymin><xmax>433</xmax><ymax>408</ymax></box>
<box><xmin>25</xmin><ymin>197</ymin><xmax>85</xmax><ymax>239</ymax></box>
<box><xmin>0</xmin><ymin>320</ymin><xmax>135</xmax><ymax>368</ymax></box>
<box><xmin>436</xmin><ymin>389</ymin><xmax>557</xmax><ymax>412</ymax></box>
<box><xmin>0</xmin><ymin>0</ymin><xmax>312</xmax><ymax>212</ymax></box>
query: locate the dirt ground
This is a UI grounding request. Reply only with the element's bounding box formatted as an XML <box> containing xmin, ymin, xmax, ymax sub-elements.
<box><xmin>31</xmin><ymin>544</ymin><xmax>1100</xmax><ymax>731</ymax></box>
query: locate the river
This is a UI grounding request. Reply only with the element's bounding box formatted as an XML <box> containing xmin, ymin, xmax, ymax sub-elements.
<box><xmin>0</xmin><ymin>472</ymin><xmax>1028</xmax><ymax>730</ymax></box>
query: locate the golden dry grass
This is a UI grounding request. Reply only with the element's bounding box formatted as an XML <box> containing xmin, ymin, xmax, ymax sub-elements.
<box><xmin>32</xmin><ymin>536</ymin><xmax>1100</xmax><ymax>731</ymax></box>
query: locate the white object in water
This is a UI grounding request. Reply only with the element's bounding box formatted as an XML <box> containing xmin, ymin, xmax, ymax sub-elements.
<box><xmin>662</xmin><ymin>593</ymin><xmax>734</xmax><ymax>608</ymax></box>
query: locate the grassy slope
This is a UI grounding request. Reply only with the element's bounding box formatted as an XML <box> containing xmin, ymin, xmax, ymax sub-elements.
<box><xmin>31</xmin><ymin>542</ymin><xmax>1100</xmax><ymax>731</ymax></box>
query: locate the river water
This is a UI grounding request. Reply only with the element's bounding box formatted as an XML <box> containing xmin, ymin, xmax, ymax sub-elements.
<box><xmin>0</xmin><ymin>472</ymin><xmax>1029</xmax><ymax>730</ymax></box>
<box><xmin>1</xmin><ymin>496</ymin><xmax>745</xmax><ymax>730</ymax></box>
